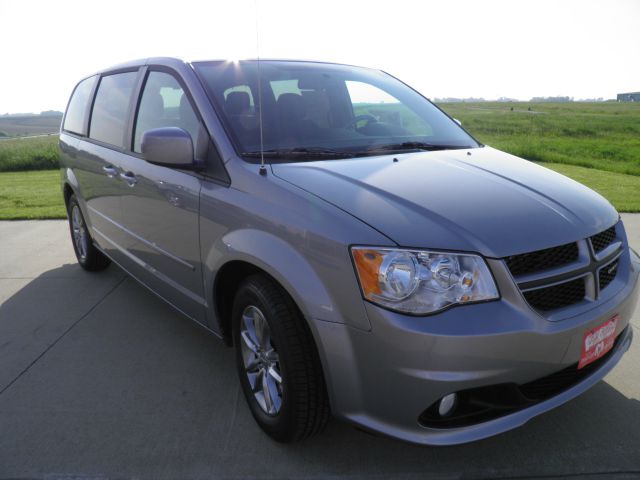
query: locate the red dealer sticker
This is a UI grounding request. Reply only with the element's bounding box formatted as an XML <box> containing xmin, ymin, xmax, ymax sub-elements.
<box><xmin>578</xmin><ymin>315</ymin><xmax>619</xmax><ymax>369</ymax></box>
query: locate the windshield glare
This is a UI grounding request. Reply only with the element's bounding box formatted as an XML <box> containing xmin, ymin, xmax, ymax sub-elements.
<box><xmin>194</xmin><ymin>61</ymin><xmax>479</xmax><ymax>160</ymax></box>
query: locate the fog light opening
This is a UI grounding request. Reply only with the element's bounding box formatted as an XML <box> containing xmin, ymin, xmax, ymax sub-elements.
<box><xmin>438</xmin><ymin>393</ymin><xmax>458</xmax><ymax>417</ymax></box>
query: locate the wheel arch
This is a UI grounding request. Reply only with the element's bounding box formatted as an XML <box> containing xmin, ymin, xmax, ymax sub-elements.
<box><xmin>213</xmin><ymin>259</ymin><xmax>265</xmax><ymax>345</ymax></box>
<box><xmin>62</xmin><ymin>167</ymin><xmax>81</xmax><ymax>211</ymax></box>
<box><xmin>62</xmin><ymin>182</ymin><xmax>74</xmax><ymax>210</ymax></box>
<box><xmin>206</xmin><ymin>228</ymin><xmax>344</xmax><ymax>353</ymax></box>
<box><xmin>207</xmin><ymin>229</ymin><xmax>342</xmax><ymax>334</ymax></box>
<box><xmin>211</xmin><ymin>253</ymin><xmax>340</xmax><ymax>414</ymax></box>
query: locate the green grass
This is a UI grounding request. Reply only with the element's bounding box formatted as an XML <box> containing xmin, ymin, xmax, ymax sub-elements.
<box><xmin>2</xmin><ymin>164</ymin><xmax>637</xmax><ymax>220</ymax></box>
<box><xmin>0</xmin><ymin>170</ymin><xmax>66</xmax><ymax>219</ymax></box>
<box><xmin>1</xmin><ymin>102</ymin><xmax>640</xmax><ymax>218</ymax></box>
<box><xmin>0</xmin><ymin>135</ymin><xmax>60</xmax><ymax>172</ymax></box>
<box><xmin>540</xmin><ymin>163</ymin><xmax>640</xmax><ymax>212</ymax></box>
<box><xmin>437</xmin><ymin>102</ymin><xmax>640</xmax><ymax>176</ymax></box>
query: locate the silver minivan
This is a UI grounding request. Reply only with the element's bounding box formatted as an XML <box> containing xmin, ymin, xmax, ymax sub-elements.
<box><xmin>60</xmin><ymin>57</ymin><xmax>640</xmax><ymax>445</ymax></box>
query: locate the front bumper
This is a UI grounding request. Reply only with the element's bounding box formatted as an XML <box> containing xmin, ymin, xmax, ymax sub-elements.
<box><xmin>314</xmin><ymin>247</ymin><xmax>640</xmax><ymax>445</ymax></box>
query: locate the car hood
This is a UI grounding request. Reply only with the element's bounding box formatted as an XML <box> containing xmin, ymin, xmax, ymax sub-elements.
<box><xmin>271</xmin><ymin>147</ymin><xmax>619</xmax><ymax>258</ymax></box>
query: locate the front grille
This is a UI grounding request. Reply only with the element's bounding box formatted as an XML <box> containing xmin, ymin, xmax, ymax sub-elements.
<box><xmin>504</xmin><ymin>242</ymin><xmax>579</xmax><ymax>277</ymax></box>
<box><xmin>599</xmin><ymin>259</ymin><xmax>619</xmax><ymax>291</ymax></box>
<box><xmin>519</xmin><ymin>330</ymin><xmax>622</xmax><ymax>400</ymax></box>
<box><xmin>522</xmin><ymin>277</ymin><xmax>585</xmax><ymax>312</ymax></box>
<box><xmin>590</xmin><ymin>225</ymin><xmax>616</xmax><ymax>253</ymax></box>
<box><xmin>503</xmin><ymin>223</ymin><xmax>623</xmax><ymax>315</ymax></box>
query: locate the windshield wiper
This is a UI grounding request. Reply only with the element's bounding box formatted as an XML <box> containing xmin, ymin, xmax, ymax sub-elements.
<box><xmin>366</xmin><ymin>142</ymin><xmax>473</xmax><ymax>153</ymax></box>
<box><xmin>242</xmin><ymin>148</ymin><xmax>354</xmax><ymax>160</ymax></box>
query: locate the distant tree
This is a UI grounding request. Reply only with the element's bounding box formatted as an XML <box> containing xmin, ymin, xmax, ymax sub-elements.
<box><xmin>530</xmin><ymin>96</ymin><xmax>573</xmax><ymax>102</ymax></box>
<box><xmin>433</xmin><ymin>97</ymin><xmax>487</xmax><ymax>103</ymax></box>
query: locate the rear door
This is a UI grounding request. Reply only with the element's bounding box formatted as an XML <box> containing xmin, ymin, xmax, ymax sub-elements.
<box><xmin>117</xmin><ymin>69</ymin><xmax>206</xmax><ymax>324</ymax></box>
<box><xmin>72</xmin><ymin>70</ymin><xmax>141</xmax><ymax>262</ymax></box>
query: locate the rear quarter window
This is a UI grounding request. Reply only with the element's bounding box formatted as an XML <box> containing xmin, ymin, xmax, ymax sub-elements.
<box><xmin>89</xmin><ymin>71</ymin><xmax>138</xmax><ymax>147</ymax></box>
<box><xmin>63</xmin><ymin>76</ymin><xmax>98</xmax><ymax>135</ymax></box>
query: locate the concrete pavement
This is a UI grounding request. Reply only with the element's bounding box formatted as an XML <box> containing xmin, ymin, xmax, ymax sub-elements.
<box><xmin>1</xmin><ymin>216</ymin><xmax>639</xmax><ymax>480</ymax></box>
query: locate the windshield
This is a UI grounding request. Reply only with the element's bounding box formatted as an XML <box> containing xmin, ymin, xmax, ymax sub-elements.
<box><xmin>193</xmin><ymin>61</ymin><xmax>480</xmax><ymax>161</ymax></box>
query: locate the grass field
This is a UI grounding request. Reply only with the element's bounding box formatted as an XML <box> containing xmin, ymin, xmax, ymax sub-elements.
<box><xmin>0</xmin><ymin>170</ymin><xmax>65</xmax><ymax>220</ymax></box>
<box><xmin>539</xmin><ymin>163</ymin><xmax>640</xmax><ymax>212</ymax></box>
<box><xmin>0</xmin><ymin>135</ymin><xmax>59</xmax><ymax>172</ymax></box>
<box><xmin>0</xmin><ymin>102</ymin><xmax>639</xmax><ymax>219</ymax></box>
<box><xmin>2</xmin><ymin>162</ymin><xmax>638</xmax><ymax>220</ymax></box>
<box><xmin>438</xmin><ymin>102</ymin><xmax>640</xmax><ymax>176</ymax></box>
<box><xmin>0</xmin><ymin>114</ymin><xmax>62</xmax><ymax>137</ymax></box>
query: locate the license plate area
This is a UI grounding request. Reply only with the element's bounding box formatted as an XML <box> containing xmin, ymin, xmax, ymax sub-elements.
<box><xmin>578</xmin><ymin>315</ymin><xmax>619</xmax><ymax>369</ymax></box>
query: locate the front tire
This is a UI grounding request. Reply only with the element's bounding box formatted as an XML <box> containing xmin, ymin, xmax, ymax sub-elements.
<box><xmin>232</xmin><ymin>274</ymin><xmax>330</xmax><ymax>442</ymax></box>
<box><xmin>67</xmin><ymin>194</ymin><xmax>110</xmax><ymax>271</ymax></box>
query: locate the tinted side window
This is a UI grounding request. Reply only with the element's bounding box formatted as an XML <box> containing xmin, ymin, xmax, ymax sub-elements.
<box><xmin>133</xmin><ymin>71</ymin><xmax>201</xmax><ymax>153</ymax></box>
<box><xmin>89</xmin><ymin>72</ymin><xmax>137</xmax><ymax>147</ymax></box>
<box><xmin>63</xmin><ymin>76</ymin><xmax>97</xmax><ymax>135</ymax></box>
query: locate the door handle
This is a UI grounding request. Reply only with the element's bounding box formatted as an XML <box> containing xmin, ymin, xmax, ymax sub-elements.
<box><xmin>120</xmin><ymin>171</ymin><xmax>138</xmax><ymax>187</ymax></box>
<box><xmin>102</xmin><ymin>165</ymin><xmax>118</xmax><ymax>178</ymax></box>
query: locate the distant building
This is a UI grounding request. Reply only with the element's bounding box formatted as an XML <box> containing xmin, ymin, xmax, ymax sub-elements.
<box><xmin>617</xmin><ymin>92</ymin><xmax>640</xmax><ymax>102</ymax></box>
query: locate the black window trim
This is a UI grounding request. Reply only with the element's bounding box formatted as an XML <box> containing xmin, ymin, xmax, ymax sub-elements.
<box><xmin>191</xmin><ymin>60</ymin><xmax>261</xmax><ymax>161</ymax></box>
<box><xmin>126</xmin><ymin>65</ymin><xmax>150</xmax><ymax>152</ymax></box>
<box><xmin>84</xmin><ymin>66</ymin><xmax>145</xmax><ymax>153</ymax></box>
<box><xmin>62</xmin><ymin>63</ymin><xmax>230</xmax><ymax>186</ymax></box>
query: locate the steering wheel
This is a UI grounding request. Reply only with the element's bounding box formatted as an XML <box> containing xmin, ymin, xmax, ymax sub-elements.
<box><xmin>346</xmin><ymin>114</ymin><xmax>378</xmax><ymax>130</ymax></box>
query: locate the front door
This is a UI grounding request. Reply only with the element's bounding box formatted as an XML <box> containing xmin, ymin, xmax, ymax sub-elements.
<box><xmin>118</xmin><ymin>70</ymin><xmax>206</xmax><ymax>324</ymax></box>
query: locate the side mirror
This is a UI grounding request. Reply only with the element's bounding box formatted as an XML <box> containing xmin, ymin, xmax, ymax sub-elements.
<box><xmin>453</xmin><ymin>118</ymin><xmax>462</xmax><ymax>126</ymax></box>
<box><xmin>141</xmin><ymin>127</ymin><xmax>194</xmax><ymax>167</ymax></box>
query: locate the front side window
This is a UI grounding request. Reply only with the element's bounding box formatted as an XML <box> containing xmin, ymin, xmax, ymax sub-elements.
<box><xmin>133</xmin><ymin>71</ymin><xmax>200</xmax><ymax>153</ymax></box>
<box><xmin>63</xmin><ymin>75</ymin><xmax>97</xmax><ymax>135</ymax></box>
<box><xmin>89</xmin><ymin>72</ymin><xmax>137</xmax><ymax>147</ymax></box>
<box><xmin>194</xmin><ymin>61</ymin><xmax>478</xmax><ymax>161</ymax></box>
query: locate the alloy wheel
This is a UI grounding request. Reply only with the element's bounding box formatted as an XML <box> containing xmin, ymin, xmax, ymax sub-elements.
<box><xmin>239</xmin><ymin>305</ymin><xmax>283</xmax><ymax>416</ymax></box>
<box><xmin>71</xmin><ymin>205</ymin><xmax>88</xmax><ymax>261</ymax></box>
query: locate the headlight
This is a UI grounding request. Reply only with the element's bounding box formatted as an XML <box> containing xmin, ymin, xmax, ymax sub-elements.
<box><xmin>351</xmin><ymin>247</ymin><xmax>499</xmax><ymax>314</ymax></box>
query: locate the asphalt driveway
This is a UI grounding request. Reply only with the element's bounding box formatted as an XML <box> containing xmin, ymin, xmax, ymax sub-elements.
<box><xmin>1</xmin><ymin>216</ymin><xmax>639</xmax><ymax>480</ymax></box>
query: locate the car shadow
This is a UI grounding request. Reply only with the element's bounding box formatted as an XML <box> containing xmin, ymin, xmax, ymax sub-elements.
<box><xmin>1</xmin><ymin>263</ymin><xmax>639</xmax><ymax>479</ymax></box>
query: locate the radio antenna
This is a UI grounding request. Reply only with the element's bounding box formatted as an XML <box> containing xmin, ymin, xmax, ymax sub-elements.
<box><xmin>255</xmin><ymin>0</ymin><xmax>267</xmax><ymax>176</ymax></box>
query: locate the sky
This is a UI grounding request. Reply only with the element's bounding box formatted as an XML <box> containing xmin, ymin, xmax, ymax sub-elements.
<box><xmin>0</xmin><ymin>0</ymin><xmax>639</xmax><ymax>113</ymax></box>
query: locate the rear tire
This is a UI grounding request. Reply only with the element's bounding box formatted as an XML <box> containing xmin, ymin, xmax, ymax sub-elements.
<box><xmin>67</xmin><ymin>194</ymin><xmax>110</xmax><ymax>272</ymax></box>
<box><xmin>232</xmin><ymin>274</ymin><xmax>330</xmax><ymax>442</ymax></box>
